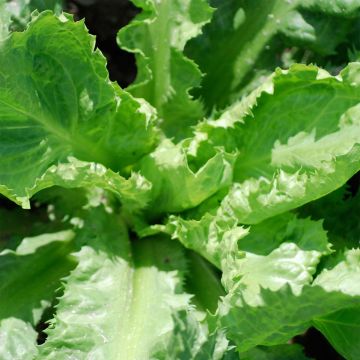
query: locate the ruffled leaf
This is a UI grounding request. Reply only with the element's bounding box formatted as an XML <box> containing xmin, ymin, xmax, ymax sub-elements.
<box><xmin>0</xmin><ymin>12</ymin><xmax>157</xmax><ymax>207</ymax></box>
<box><xmin>153</xmin><ymin>311</ymin><xmax>233</xmax><ymax>360</ymax></box>
<box><xmin>117</xmin><ymin>0</ymin><xmax>213</xmax><ymax>138</ymax></box>
<box><xmin>139</xmin><ymin>139</ymin><xmax>235</xmax><ymax>217</ymax></box>
<box><xmin>4</xmin><ymin>157</ymin><xmax>151</xmax><ymax>211</ymax></box>
<box><xmin>219</xmin><ymin>249</ymin><xmax>360</xmax><ymax>351</ymax></box>
<box><xmin>193</xmin><ymin>63</ymin><xmax>360</xmax><ymax>224</ymax></box>
<box><xmin>39</xmin><ymin>209</ymin><xmax>194</xmax><ymax>359</ymax></box>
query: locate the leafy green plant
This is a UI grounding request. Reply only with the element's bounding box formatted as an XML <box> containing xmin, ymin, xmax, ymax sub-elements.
<box><xmin>0</xmin><ymin>0</ymin><xmax>360</xmax><ymax>359</ymax></box>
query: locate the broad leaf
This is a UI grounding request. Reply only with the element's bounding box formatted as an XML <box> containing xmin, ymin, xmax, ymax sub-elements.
<box><xmin>6</xmin><ymin>157</ymin><xmax>151</xmax><ymax>211</ymax></box>
<box><xmin>193</xmin><ymin>63</ymin><xmax>360</xmax><ymax>224</ymax></box>
<box><xmin>0</xmin><ymin>12</ymin><xmax>157</xmax><ymax>207</ymax></box>
<box><xmin>314</xmin><ymin>307</ymin><xmax>360</xmax><ymax>360</ymax></box>
<box><xmin>39</xmin><ymin>209</ymin><xmax>193</xmax><ymax>359</ymax></box>
<box><xmin>219</xmin><ymin>249</ymin><xmax>360</xmax><ymax>351</ymax></box>
<box><xmin>221</xmin><ymin>214</ymin><xmax>331</xmax><ymax>296</ymax></box>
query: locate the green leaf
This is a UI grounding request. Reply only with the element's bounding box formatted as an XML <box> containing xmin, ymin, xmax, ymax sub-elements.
<box><xmin>0</xmin><ymin>202</ymin><xmax>67</xmax><ymax>251</ymax></box>
<box><xmin>219</xmin><ymin>249</ymin><xmax>360</xmax><ymax>351</ymax></box>
<box><xmin>313</xmin><ymin>249</ymin><xmax>360</xmax><ymax>294</ymax></box>
<box><xmin>300</xmin><ymin>187</ymin><xmax>360</xmax><ymax>250</ymax></box>
<box><xmin>0</xmin><ymin>230</ymin><xmax>76</xmax><ymax>359</ymax></box>
<box><xmin>5</xmin><ymin>0</ymin><xmax>64</xmax><ymax>32</ymax></box>
<box><xmin>39</xmin><ymin>209</ymin><xmax>193</xmax><ymax>359</ymax></box>
<box><xmin>280</xmin><ymin>9</ymin><xmax>355</xmax><ymax>56</ymax></box>
<box><xmin>240</xmin><ymin>344</ymin><xmax>310</xmax><ymax>360</ymax></box>
<box><xmin>193</xmin><ymin>63</ymin><xmax>360</xmax><ymax>224</ymax></box>
<box><xmin>237</xmin><ymin>213</ymin><xmax>330</xmax><ymax>256</ymax></box>
<box><xmin>153</xmin><ymin>310</ymin><xmax>233</xmax><ymax>360</ymax></box>
<box><xmin>185</xmin><ymin>251</ymin><xmax>225</xmax><ymax>313</ymax></box>
<box><xmin>0</xmin><ymin>0</ymin><xmax>11</xmax><ymax>41</ymax></box>
<box><xmin>314</xmin><ymin>307</ymin><xmax>360</xmax><ymax>360</ymax></box>
<box><xmin>117</xmin><ymin>0</ymin><xmax>213</xmax><ymax>138</ymax></box>
<box><xmin>166</xmin><ymin>211</ymin><xmax>247</xmax><ymax>269</ymax></box>
<box><xmin>302</xmin><ymin>0</ymin><xmax>360</xmax><ymax>16</ymax></box>
<box><xmin>5</xmin><ymin>156</ymin><xmax>152</xmax><ymax>211</ymax></box>
<box><xmin>0</xmin><ymin>230</ymin><xmax>75</xmax><ymax>324</ymax></box>
<box><xmin>0</xmin><ymin>12</ymin><xmax>157</xmax><ymax>207</ymax></box>
<box><xmin>185</xmin><ymin>0</ymin><xmax>299</xmax><ymax>111</ymax></box>
<box><xmin>221</xmin><ymin>214</ymin><xmax>332</xmax><ymax>299</ymax></box>
<box><xmin>0</xmin><ymin>318</ymin><xmax>38</xmax><ymax>360</ymax></box>
<box><xmin>139</xmin><ymin>139</ymin><xmax>236</xmax><ymax>217</ymax></box>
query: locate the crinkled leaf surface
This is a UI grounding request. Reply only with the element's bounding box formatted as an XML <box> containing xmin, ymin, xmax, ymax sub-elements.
<box><xmin>152</xmin><ymin>310</ymin><xmax>232</xmax><ymax>360</ymax></box>
<box><xmin>0</xmin><ymin>12</ymin><xmax>157</xmax><ymax>208</ymax></box>
<box><xmin>192</xmin><ymin>64</ymin><xmax>360</xmax><ymax>224</ymax></box>
<box><xmin>220</xmin><ymin>213</ymin><xmax>331</xmax><ymax>294</ymax></box>
<box><xmin>0</xmin><ymin>0</ymin><xmax>11</xmax><ymax>41</ymax></box>
<box><xmin>237</xmin><ymin>212</ymin><xmax>330</xmax><ymax>255</ymax></box>
<box><xmin>0</xmin><ymin>318</ymin><xmax>38</xmax><ymax>360</ymax></box>
<box><xmin>117</xmin><ymin>0</ymin><xmax>212</xmax><ymax>138</ymax></box>
<box><xmin>186</xmin><ymin>0</ymin><xmax>360</xmax><ymax>111</ymax></box>
<box><xmin>39</xmin><ymin>209</ymin><xmax>194</xmax><ymax>359</ymax></box>
<box><xmin>165</xmin><ymin>211</ymin><xmax>246</xmax><ymax>269</ymax></box>
<box><xmin>219</xmin><ymin>249</ymin><xmax>360</xmax><ymax>351</ymax></box>
<box><xmin>17</xmin><ymin>157</ymin><xmax>151</xmax><ymax>211</ymax></box>
<box><xmin>139</xmin><ymin>139</ymin><xmax>235</xmax><ymax>217</ymax></box>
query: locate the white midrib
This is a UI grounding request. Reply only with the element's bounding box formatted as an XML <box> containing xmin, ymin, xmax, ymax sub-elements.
<box><xmin>115</xmin><ymin>267</ymin><xmax>163</xmax><ymax>360</ymax></box>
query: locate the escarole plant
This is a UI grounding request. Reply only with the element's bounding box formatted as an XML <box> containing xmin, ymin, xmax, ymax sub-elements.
<box><xmin>0</xmin><ymin>0</ymin><xmax>360</xmax><ymax>359</ymax></box>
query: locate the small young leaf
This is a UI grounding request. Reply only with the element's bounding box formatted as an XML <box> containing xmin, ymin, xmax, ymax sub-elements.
<box><xmin>118</xmin><ymin>0</ymin><xmax>213</xmax><ymax>138</ymax></box>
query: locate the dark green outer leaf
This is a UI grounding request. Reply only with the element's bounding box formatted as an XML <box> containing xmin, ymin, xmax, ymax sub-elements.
<box><xmin>314</xmin><ymin>307</ymin><xmax>360</xmax><ymax>360</ymax></box>
<box><xmin>0</xmin><ymin>12</ymin><xmax>157</xmax><ymax>208</ymax></box>
<box><xmin>186</xmin><ymin>0</ymin><xmax>299</xmax><ymax>111</ymax></box>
